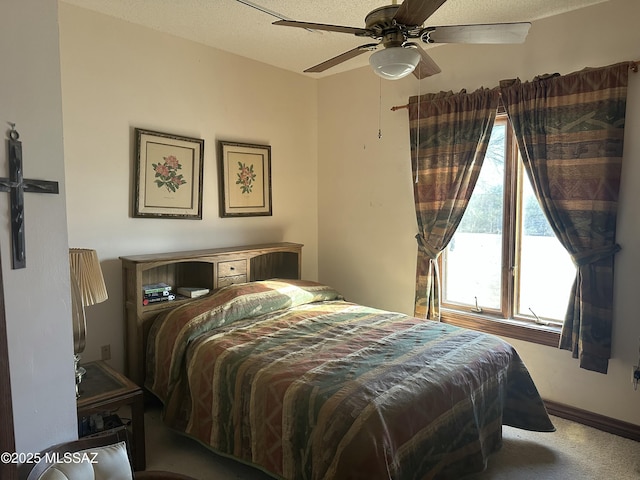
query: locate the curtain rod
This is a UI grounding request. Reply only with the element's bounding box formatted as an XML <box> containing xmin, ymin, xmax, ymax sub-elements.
<box><xmin>390</xmin><ymin>60</ymin><xmax>639</xmax><ymax>112</ymax></box>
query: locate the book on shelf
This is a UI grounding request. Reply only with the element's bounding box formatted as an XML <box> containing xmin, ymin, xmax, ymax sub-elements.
<box><xmin>143</xmin><ymin>290</ymin><xmax>171</xmax><ymax>298</ymax></box>
<box><xmin>176</xmin><ymin>287</ymin><xmax>210</xmax><ymax>298</ymax></box>
<box><xmin>142</xmin><ymin>282</ymin><xmax>172</xmax><ymax>294</ymax></box>
<box><xmin>142</xmin><ymin>294</ymin><xmax>175</xmax><ymax>306</ymax></box>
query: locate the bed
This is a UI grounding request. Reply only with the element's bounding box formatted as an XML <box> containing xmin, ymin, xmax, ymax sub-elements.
<box><xmin>145</xmin><ymin>278</ymin><xmax>554</xmax><ymax>480</ymax></box>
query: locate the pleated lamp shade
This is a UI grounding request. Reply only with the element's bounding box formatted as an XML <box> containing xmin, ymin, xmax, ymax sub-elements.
<box><xmin>69</xmin><ymin>248</ymin><xmax>108</xmax><ymax>355</ymax></box>
<box><xmin>69</xmin><ymin>248</ymin><xmax>108</xmax><ymax>306</ymax></box>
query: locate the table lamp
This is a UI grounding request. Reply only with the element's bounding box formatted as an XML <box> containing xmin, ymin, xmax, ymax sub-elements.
<box><xmin>69</xmin><ymin>248</ymin><xmax>108</xmax><ymax>397</ymax></box>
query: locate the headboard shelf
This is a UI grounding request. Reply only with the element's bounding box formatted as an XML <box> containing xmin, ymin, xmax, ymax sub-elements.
<box><xmin>120</xmin><ymin>242</ymin><xmax>303</xmax><ymax>385</ymax></box>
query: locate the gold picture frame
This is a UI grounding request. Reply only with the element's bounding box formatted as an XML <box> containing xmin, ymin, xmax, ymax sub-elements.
<box><xmin>133</xmin><ymin>128</ymin><xmax>204</xmax><ymax>219</ymax></box>
<box><xmin>218</xmin><ymin>141</ymin><xmax>272</xmax><ymax>217</ymax></box>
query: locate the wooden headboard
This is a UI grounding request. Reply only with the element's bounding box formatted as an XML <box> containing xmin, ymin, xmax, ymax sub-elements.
<box><xmin>119</xmin><ymin>242</ymin><xmax>303</xmax><ymax>386</ymax></box>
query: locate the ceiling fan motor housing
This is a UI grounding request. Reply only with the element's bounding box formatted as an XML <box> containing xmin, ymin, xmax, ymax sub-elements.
<box><xmin>366</xmin><ymin>5</ymin><xmax>405</xmax><ymax>43</ymax></box>
<box><xmin>365</xmin><ymin>5</ymin><xmax>418</xmax><ymax>49</ymax></box>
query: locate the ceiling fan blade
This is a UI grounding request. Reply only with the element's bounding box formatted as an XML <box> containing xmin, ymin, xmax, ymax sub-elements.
<box><xmin>304</xmin><ymin>44</ymin><xmax>378</xmax><ymax>73</ymax></box>
<box><xmin>235</xmin><ymin>0</ymin><xmax>290</xmax><ymax>21</ymax></box>
<box><xmin>408</xmin><ymin>44</ymin><xmax>442</xmax><ymax>79</ymax></box>
<box><xmin>424</xmin><ymin>22</ymin><xmax>531</xmax><ymax>44</ymax></box>
<box><xmin>274</xmin><ymin>20</ymin><xmax>369</xmax><ymax>36</ymax></box>
<box><xmin>394</xmin><ymin>0</ymin><xmax>448</xmax><ymax>27</ymax></box>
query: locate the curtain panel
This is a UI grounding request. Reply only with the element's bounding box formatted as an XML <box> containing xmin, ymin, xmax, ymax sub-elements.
<box><xmin>500</xmin><ymin>62</ymin><xmax>632</xmax><ymax>373</ymax></box>
<box><xmin>408</xmin><ymin>88</ymin><xmax>499</xmax><ymax>319</ymax></box>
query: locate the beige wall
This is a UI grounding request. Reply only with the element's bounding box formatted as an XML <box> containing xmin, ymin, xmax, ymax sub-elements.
<box><xmin>59</xmin><ymin>3</ymin><xmax>319</xmax><ymax>372</ymax></box>
<box><xmin>2</xmin><ymin>0</ymin><xmax>77</xmax><ymax>454</ymax></box>
<box><xmin>318</xmin><ymin>0</ymin><xmax>640</xmax><ymax>425</ymax></box>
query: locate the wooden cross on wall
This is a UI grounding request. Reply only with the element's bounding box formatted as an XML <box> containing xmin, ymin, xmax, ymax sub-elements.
<box><xmin>1</xmin><ymin>124</ymin><xmax>59</xmax><ymax>269</ymax></box>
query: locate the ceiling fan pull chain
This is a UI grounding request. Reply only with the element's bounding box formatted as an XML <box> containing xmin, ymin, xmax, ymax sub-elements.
<box><xmin>378</xmin><ymin>77</ymin><xmax>383</xmax><ymax>139</ymax></box>
<box><xmin>415</xmin><ymin>76</ymin><xmax>421</xmax><ymax>184</ymax></box>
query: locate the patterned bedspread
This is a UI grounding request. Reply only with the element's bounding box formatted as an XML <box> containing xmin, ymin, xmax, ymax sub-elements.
<box><xmin>146</xmin><ymin>279</ymin><xmax>554</xmax><ymax>480</ymax></box>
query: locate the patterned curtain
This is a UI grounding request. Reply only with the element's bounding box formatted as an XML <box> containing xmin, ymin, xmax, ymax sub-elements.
<box><xmin>408</xmin><ymin>88</ymin><xmax>499</xmax><ymax>319</ymax></box>
<box><xmin>500</xmin><ymin>62</ymin><xmax>632</xmax><ymax>374</ymax></box>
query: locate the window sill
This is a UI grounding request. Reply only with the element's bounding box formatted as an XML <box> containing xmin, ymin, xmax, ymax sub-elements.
<box><xmin>440</xmin><ymin>308</ymin><xmax>561</xmax><ymax>348</ymax></box>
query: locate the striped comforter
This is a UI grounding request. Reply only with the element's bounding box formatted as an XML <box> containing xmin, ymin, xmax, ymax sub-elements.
<box><xmin>146</xmin><ymin>279</ymin><xmax>554</xmax><ymax>480</ymax></box>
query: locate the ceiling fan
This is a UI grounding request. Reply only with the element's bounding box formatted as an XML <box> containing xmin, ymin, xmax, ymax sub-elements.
<box><xmin>250</xmin><ymin>0</ymin><xmax>531</xmax><ymax>80</ymax></box>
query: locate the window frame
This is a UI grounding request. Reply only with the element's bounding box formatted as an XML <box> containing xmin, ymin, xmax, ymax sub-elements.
<box><xmin>439</xmin><ymin>113</ymin><xmax>562</xmax><ymax>347</ymax></box>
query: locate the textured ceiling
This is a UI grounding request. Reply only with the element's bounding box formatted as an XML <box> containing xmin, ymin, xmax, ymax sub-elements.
<box><xmin>61</xmin><ymin>0</ymin><xmax>609</xmax><ymax>77</ymax></box>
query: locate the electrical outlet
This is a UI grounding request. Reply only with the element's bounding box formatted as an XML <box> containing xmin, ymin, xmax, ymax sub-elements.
<box><xmin>101</xmin><ymin>344</ymin><xmax>111</xmax><ymax>361</ymax></box>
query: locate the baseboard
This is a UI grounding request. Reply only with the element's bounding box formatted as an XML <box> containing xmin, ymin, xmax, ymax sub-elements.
<box><xmin>544</xmin><ymin>399</ymin><xmax>640</xmax><ymax>442</ymax></box>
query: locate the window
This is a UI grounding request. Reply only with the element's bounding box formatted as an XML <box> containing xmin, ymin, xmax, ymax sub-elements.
<box><xmin>440</xmin><ymin>114</ymin><xmax>576</xmax><ymax>345</ymax></box>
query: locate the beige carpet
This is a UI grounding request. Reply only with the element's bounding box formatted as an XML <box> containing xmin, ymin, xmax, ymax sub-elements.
<box><xmin>143</xmin><ymin>405</ymin><xmax>640</xmax><ymax>479</ymax></box>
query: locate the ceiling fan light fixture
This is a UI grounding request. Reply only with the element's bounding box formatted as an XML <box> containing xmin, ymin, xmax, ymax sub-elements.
<box><xmin>369</xmin><ymin>47</ymin><xmax>420</xmax><ymax>80</ymax></box>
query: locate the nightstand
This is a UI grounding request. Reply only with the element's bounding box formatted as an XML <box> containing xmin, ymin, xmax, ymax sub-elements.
<box><xmin>77</xmin><ymin>360</ymin><xmax>146</xmax><ymax>471</ymax></box>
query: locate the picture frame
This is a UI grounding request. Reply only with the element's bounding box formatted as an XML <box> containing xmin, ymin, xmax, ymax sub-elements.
<box><xmin>218</xmin><ymin>141</ymin><xmax>272</xmax><ymax>217</ymax></box>
<box><xmin>133</xmin><ymin>128</ymin><xmax>204</xmax><ymax>219</ymax></box>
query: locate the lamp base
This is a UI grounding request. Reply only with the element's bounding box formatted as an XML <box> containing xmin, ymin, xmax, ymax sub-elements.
<box><xmin>74</xmin><ymin>354</ymin><xmax>86</xmax><ymax>398</ymax></box>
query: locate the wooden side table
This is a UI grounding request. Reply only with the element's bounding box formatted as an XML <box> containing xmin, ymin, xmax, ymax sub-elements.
<box><xmin>77</xmin><ymin>360</ymin><xmax>146</xmax><ymax>471</ymax></box>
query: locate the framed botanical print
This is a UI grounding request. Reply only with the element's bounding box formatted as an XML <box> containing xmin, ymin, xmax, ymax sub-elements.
<box><xmin>218</xmin><ymin>141</ymin><xmax>272</xmax><ymax>217</ymax></box>
<box><xmin>133</xmin><ymin>128</ymin><xmax>204</xmax><ymax>219</ymax></box>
